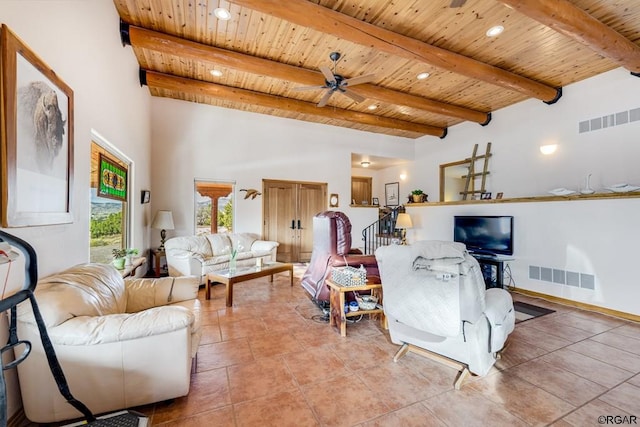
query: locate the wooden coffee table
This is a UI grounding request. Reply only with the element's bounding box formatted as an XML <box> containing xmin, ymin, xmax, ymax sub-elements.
<box><xmin>206</xmin><ymin>262</ymin><xmax>294</xmax><ymax>307</ymax></box>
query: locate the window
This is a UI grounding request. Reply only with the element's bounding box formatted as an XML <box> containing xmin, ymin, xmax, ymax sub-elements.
<box><xmin>89</xmin><ymin>139</ymin><xmax>131</xmax><ymax>263</ymax></box>
<box><xmin>194</xmin><ymin>180</ymin><xmax>234</xmax><ymax>234</ymax></box>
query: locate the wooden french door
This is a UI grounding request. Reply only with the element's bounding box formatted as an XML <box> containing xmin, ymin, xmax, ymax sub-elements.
<box><xmin>263</xmin><ymin>179</ymin><xmax>327</xmax><ymax>263</ymax></box>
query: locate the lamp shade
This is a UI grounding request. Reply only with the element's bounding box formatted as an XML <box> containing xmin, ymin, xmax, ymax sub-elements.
<box><xmin>151</xmin><ymin>210</ymin><xmax>174</xmax><ymax>230</ymax></box>
<box><xmin>395</xmin><ymin>213</ymin><xmax>413</xmax><ymax>229</ymax></box>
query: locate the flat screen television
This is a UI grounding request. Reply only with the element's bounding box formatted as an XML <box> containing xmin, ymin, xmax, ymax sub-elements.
<box><xmin>453</xmin><ymin>215</ymin><xmax>514</xmax><ymax>256</ymax></box>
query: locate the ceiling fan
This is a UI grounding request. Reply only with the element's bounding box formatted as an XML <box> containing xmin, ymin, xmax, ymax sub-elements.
<box><xmin>450</xmin><ymin>0</ymin><xmax>467</xmax><ymax>7</ymax></box>
<box><xmin>294</xmin><ymin>52</ymin><xmax>376</xmax><ymax>107</ymax></box>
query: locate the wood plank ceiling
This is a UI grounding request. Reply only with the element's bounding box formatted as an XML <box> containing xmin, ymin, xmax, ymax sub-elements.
<box><xmin>113</xmin><ymin>0</ymin><xmax>640</xmax><ymax>139</ymax></box>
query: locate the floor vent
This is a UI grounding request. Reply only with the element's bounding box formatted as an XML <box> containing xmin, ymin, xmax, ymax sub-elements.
<box><xmin>529</xmin><ymin>265</ymin><xmax>595</xmax><ymax>290</ymax></box>
<box><xmin>579</xmin><ymin>107</ymin><xmax>640</xmax><ymax>133</ymax></box>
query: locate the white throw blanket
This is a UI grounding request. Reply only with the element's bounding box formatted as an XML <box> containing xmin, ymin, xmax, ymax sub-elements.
<box><xmin>376</xmin><ymin>241</ymin><xmax>473</xmax><ymax>337</ymax></box>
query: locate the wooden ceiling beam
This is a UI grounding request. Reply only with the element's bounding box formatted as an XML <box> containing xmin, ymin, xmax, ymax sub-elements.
<box><xmin>229</xmin><ymin>0</ymin><xmax>562</xmax><ymax>103</ymax></box>
<box><xmin>141</xmin><ymin>70</ymin><xmax>447</xmax><ymax>138</ymax></box>
<box><xmin>499</xmin><ymin>0</ymin><xmax>640</xmax><ymax>74</ymax></box>
<box><xmin>125</xmin><ymin>24</ymin><xmax>490</xmax><ymax>124</ymax></box>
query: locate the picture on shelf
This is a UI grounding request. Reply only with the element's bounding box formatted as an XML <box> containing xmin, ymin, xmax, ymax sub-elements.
<box><xmin>372</xmin><ymin>197</ymin><xmax>379</xmax><ymax>206</ymax></box>
<box><xmin>481</xmin><ymin>192</ymin><xmax>492</xmax><ymax>200</ymax></box>
<box><xmin>496</xmin><ymin>192</ymin><xmax>504</xmax><ymax>199</ymax></box>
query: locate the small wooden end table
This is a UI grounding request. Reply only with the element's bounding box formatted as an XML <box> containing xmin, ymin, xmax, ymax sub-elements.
<box><xmin>150</xmin><ymin>249</ymin><xmax>166</xmax><ymax>277</ymax></box>
<box><xmin>326</xmin><ymin>279</ymin><xmax>386</xmax><ymax>337</ymax></box>
<box><xmin>206</xmin><ymin>262</ymin><xmax>294</xmax><ymax>307</ymax></box>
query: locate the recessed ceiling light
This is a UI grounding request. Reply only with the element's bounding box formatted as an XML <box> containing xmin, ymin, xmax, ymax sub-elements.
<box><xmin>214</xmin><ymin>8</ymin><xmax>232</xmax><ymax>21</ymax></box>
<box><xmin>367</xmin><ymin>105</ymin><xmax>378</xmax><ymax>110</ymax></box>
<box><xmin>210</xmin><ymin>69</ymin><xmax>223</xmax><ymax>77</ymax></box>
<box><xmin>416</xmin><ymin>72</ymin><xmax>430</xmax><ymax>80</ymax></box>
<box><xmin>486</xmin><ymin>25</ymin><xmax>504</xmax><ymax>37</ymax></box>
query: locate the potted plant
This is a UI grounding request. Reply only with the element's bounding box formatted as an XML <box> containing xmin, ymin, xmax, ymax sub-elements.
<box><xmin>112</xmin><ymin>248</ymin><xmax>127</xmax><ymax>270</ymax></box>
<box><xmin>411</xmin><ymin>189</ymin><xmax>424</xmax><ymax>203</ymax></box>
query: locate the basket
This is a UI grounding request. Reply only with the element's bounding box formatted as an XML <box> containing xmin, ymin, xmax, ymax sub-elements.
<box><xmin>331</xmin><ymin>266</ymin><xmax>366</xmax><ymax>287</ymax></box>
<box><xmin>356</xmin><ymin>295</ymin><xmax>378</xmax><ymax>310</ymax></box>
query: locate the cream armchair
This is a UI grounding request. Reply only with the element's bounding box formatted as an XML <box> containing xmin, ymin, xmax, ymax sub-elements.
<box><xmin>375</xmin><ymin>241</ymin><xmax>515</xmax><ymax>388</ymax></box>
<box><xmin>15</xmin><ymin>263</ymin><xmax>202</xmax><ymax>423</ymax></box>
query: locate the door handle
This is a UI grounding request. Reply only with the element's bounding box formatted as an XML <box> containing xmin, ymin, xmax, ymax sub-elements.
<box><xmin>297</xmin><ymin>220</ymin><xmax>302</xmax><ymax>230</ymax></box>
<box><xmin>290</xmin><ymin>220</ymin><xmax>296</xmax><ymax>230</ymax></box>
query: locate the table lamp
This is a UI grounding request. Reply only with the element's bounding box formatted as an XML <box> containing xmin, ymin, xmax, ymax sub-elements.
<box><xmin>395</xmin><ymin>213</ymin><xmax>413</xmax><ymax>245</ymax></box>
<box><xmin>152</xmin><ymin>210</ymin><xmax>174</xmax><ymax>251</ymax></box>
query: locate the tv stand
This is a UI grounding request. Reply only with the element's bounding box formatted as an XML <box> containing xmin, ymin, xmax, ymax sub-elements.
<box><xmin>471</xmin><ymin>254</ymin><xmax>513</xmax><ymax>289</ymax></box>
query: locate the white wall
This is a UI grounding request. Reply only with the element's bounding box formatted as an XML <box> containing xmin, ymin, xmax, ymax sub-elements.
<box><xmin>150</xmin><ymin>98</ymin><xmax>416</xmax><ymax>247</ymax></box>
<box><xmin>1</xmin><ymin>0</ymin><xmax>152</xmax><ymax>419</ymax></box>
<box><xmin>408</xmin><ymin>68</ymin><xmax>640</xmax><ymax>316</ymax></box>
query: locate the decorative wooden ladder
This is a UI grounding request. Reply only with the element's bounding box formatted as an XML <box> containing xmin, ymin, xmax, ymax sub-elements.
<box><xmin>460</xmin><ymin>142</ymin><xmax>492</xmax><ymax>200</ymax></box>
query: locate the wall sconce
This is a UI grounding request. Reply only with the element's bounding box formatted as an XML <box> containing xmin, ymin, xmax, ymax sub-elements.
<box><xmin>361</xmin><ymin>161</ymin><xmax>370</xmax><ymax>167</ymax></box>
<box><xmin>400</xmin><ymin>173</ymin><xmax>407</xmax><ymax>180</ymax></box>
<box><xmin>540</xmin><ymin>144</ymin><xmax>558</xmax><ymax>155</ymax></box>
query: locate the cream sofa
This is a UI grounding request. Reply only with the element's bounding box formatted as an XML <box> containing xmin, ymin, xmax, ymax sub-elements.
<box><xmin>15</xmin><ymin>263</ymin><xmax>201</xmax><ymax>423</ymax></box>
<box><xmin>165</xmin><ymin>232</ymin><xmax>279</xmax><ymax>283</ymax></box>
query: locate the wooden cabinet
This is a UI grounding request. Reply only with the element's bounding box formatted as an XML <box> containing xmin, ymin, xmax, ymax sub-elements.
<box><xmin>263</xmin><ymin>179</ymin><xmax>327</xmax><ymax>263</ymax></box>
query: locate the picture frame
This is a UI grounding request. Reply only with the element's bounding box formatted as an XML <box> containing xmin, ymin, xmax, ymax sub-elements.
<box><xmin>372</xmin><ymin>197</ymin><xmax>379</xmax><ymax>206</ymax></box>
<box><xmin>1</xmin><ymin>25</ymin><xmax>74</xmax><ymax>227</ymax></box>
<box><xmin>329</xmin><ymin>193</ymin><xmax>339</xmax><ymax>208</ymax></box>
<box><xmin>496</xmin><ymin>192</ymin><xmax>504</xmax><ymax>199</ymax></box>
<box><xmin>141</xmin><ymin>190</ymin><xmax>151</xmax><ymax>204</ymax></box>
<box><xmin>481</xmin><ymin>192</ymin><xmax>492</xmax><ymax>200</ymax></box>
<box><xmin>385</xmin><ymin>182</ymin><xmax>400</xmax><ymax>206</ymax></box>
<box><xmin>97</xmin><ymin>153</ymin><xmax>127</xmax><ymax>201</ymax></box>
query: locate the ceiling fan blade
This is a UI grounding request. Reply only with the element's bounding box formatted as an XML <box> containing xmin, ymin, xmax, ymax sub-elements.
<box><xmin>292</xmin><ymin>85</ymin><xmax>326</xmax><ymax>92</ymax></box>
<box><xmin>319</xmin><ymin>65</ymin><xmax>337</xmax><ymax>85</ymax></box>
<box><xmin>341</xmin><ymin>89</ymin><xmax>365</xmax><ymax>104</ymax></box>
<box><xmin>342</xmin><ymin>74</ymin><xmax>376</xmax><ymax>87</ymax></box>
<box><xmin>317</xmin><ymin>90</ymin><xmax>334</xmax><ymax>107</ymax></box>
<box><xmin>450</xmin><ymin>0</ymin><xmax>467</xmax><ymax>7</ymax></box>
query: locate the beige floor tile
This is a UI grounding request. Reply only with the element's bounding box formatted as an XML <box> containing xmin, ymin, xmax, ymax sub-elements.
<box><xmin>551</xmin><ymin>312</ymin><xmax>622</xmax><ymax>334</ymax></box>
<box><xmin>494</xmin><ymin>336</ymin><xmax>549</xmax><ymax>370</ymax></box>
<box><xmin>233</xmin><ymin>390</ymin><xmax>319</xmax><ymax>427</ymax></box>
<box><xmin>151</xmin><ymin>368</ymin><xmax>231</xmax><ymax>424</ymax></box>
<box><xmin>301</xmin><ymin>373</ymin><xmax>390</xmax><ymax>427</ymax></box>
<box><xmin>219</xmin><ymin>317</ymin><xmax>268</xmax><ymax>341</ymax></box>
<box><xmin>628</xmin><ymin>373</ymin><xmax>640</xmax><ymax>387</ymax></box>
<box><xmin>611</xmin><ymin>322</ymin><xmax>640</xmax><ymax>339</ymax></box>
<box><xmin>568</xmin><ymin>310</ymin><xmax>628</xmax><ymax>328</ymax></box>
<box><xmin>590</xmin><ymin>331</ymin><xmax>640</xmax><ymax>355</ymax></box>
<box><xmin>567</xmin><ymin>339</ymin><xmax>640</xmax><ymax>372</ymax></box>
<box><xmin>153</xmin><ymin>405</ymin><xmax>235</xmax><ymax>427</ymax></box>
<box><xmin>362</xmin><ymin>402</ymin><xmax>447</xmax><ymax>427</ymax></box>
<box><xmin>283</xmin><ymin>346</ymin><xmax>351</xmax><ymax>386</ymax></box>
<box><xmin>393</xmin><ymin>351</ymin><xmax>458</xmax><ymax>392</ymax></box>
<box><xmin>599</xmin><ymin>383</ymin><xmax>640</xmax><ymax>414</ymax></box>
<box><xmin>556</xmin><ymin>399</ymin><xmax>632</xmax><ymax>427</ymax></box>
<box><xmin>199</xmin><ymin>324</ymin><xmax>222</xmax><ymax>345</ymax></box>
<box><xmin>247</xmin><ymin>330</ymin><xmax>305</xmax><ymax>358</ymax></box>
<box><xmin>422</xmin><ymin>387</ymin><xmax>530</xmax><ymax>427</ymax></box>
<box><xmin>354</xmin><ymin>359</ymin><xmax>450</xmax><ymax>410</ymax></box>
<box><xmin>509</xmin><ymin>359</ymin><xmax>607</xmax><ymax>406</ymax></box>
<box><xmin>539</xmin><ymin>347</ymin><xmax>635</xmax><ymax>388</ymax></box>
<box><xmin>468</xmin><ymin>371</ymin><xmax>575</xmax><ymax>426</ymax></box>
<box><xmin>329</xmin><ymin>336</ymin><xmax>396</xmax><ymax>371</ymax></box>
<box><xmin>227</xmin><ymin>356</ymin><xmax>297</xmax><ymax>403</ymax></box>
<box><xmin>260</xmin><ymin>311</ymin><xmax>310</xmax><ymax>333</ymax></box>
<box><xmin>196</xmin><ymin>339</ymin><xmax>254</xmax><ymax>372</ymax></box>
<box><xmin>510</xmin><ymin>324</ymin><xmax>574</xmax><ymax>351</ymax></box>
<box><xmin>526</xmin><ymin>320</ymin><xmax>597</xmax><ymax>343</ymax></box>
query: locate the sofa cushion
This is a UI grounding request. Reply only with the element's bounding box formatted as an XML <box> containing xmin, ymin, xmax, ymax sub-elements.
<box><xmin>206</xmin><ymin>234</ymin><xmax>232</xmax><ymax>256</ymax></box>
<box><xmin>229</xmin><ymin>233</ymin><xmax>258</xmax><ymax>253</ymax></box>
<box><xmin>18</xmin><ymin>263</ymin><xmax>126</xmax><ymax>328</ymax></box>
<box><xmin>166</xmin><ymin>235</ymin><xmax>213</xmax><ymax>258</ymax></box>
<box><xmin>125</xmin><ymin>276</ymin><xmax>199</xmax><ymax>313</ymax></box>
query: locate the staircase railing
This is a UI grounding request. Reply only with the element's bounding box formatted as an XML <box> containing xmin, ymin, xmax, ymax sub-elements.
<box><xmin>362</xmin><ymin>211</ymin><xmax>401</xmax><ymax>255</ymax></box>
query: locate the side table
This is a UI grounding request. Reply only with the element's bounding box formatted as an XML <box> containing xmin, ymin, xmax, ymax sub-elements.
<box><xmin>150</xmin><ymin>249</ymin><xmax>167</xmax><ymax>277</ymax></box>
<box><xmin>326</xmin><ymin>279</ymin><xmax>386</xmax><ymax>337</ymax></box>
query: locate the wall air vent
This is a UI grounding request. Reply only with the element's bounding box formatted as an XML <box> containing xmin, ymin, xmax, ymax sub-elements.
<box><xmin>579</xmin><ymin>107</ymin><xmax>640</xmax><ymax>133</ymax></box>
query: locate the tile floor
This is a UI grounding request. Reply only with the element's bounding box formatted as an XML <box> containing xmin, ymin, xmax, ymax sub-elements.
<box><xmin>38</xmin><ymin>267</ymin><xmax>640</xmax><ymax>426</ymax></box>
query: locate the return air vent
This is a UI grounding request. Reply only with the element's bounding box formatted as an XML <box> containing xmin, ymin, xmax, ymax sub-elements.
<box><xmin>529</xmin><ymin>265</ymin><xmax>595</xmax><ymax>290</ymax></box>
<box><xmin>579</xmin><ymin>107</ymin><xmax>640</xmax><ymax>133</ymax></box>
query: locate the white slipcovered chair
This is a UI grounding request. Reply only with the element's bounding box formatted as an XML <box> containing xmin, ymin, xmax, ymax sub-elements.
<box><xmin>15</xmin><ymin>263</ymin><xmax>201</xmax><ymax>423</ymax></box>
<box><xmin>375</xmin><ymin>241</ymin><xmax>515</xmax><ymax>388</ymax></box>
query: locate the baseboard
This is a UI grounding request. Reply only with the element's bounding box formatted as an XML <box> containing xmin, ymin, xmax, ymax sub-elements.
<box><xmin>8</xmin><ymin>408</ymin><xmax>27</xmax><ymax>427</ymax></box>
<box><xmin>513</xmin><ymin>288</ymin><xmax>640</xmax><ymax>323</ymax></box>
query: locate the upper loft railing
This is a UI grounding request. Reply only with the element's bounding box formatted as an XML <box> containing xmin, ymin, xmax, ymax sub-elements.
<box><xmin>361</xmin><ymin>208</ymin><xmax>402</xmax><ymax>255</ymax></box>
